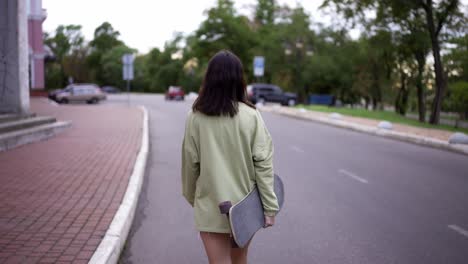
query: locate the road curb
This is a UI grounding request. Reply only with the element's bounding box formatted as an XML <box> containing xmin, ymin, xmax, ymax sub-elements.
<box><xmin>262</xmin><ymin>106</ymin><xmax>468</xmax><ymax>157</ymax></box>
<box><xmin>89</xmin><ymin>106</ymin><xmax>149</xmax><ymax>264</ymax></box>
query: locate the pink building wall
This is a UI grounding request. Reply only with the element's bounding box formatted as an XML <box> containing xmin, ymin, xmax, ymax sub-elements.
<box><xmin>34</xmin><ymin>58</ymin><xmax>45</xmax><ymax>90</ymax></box>
<box><xmin>27</xmin><ymin>0</ymin><xmax>46</xmax><ymax>90</ymax></box>
<box><xmin>28</xmin><ymin>20</ymin><xmax>44</xmax><ymax>53</ymax></box>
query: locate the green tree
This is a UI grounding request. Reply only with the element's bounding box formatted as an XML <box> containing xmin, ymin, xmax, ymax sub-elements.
<box><xmin>276</xmin><ymin>6</ymin><xmax>315</xmax><ymax>102</ymax></box>
<box><xmin>89</xmin><ymin>22</ymin><xmax>123</xmax><ymax>51</ymax></box>
<box><xmin>250</xmin><ymin>0</ymin><xmax>279</xmax><ymax>84</ymax></box>
<box><xmin>131</xmin><ymin>55</ymin><xmax>150</xmax><ymax>92</ymax></box>
<box><xmin>255</xmin><ymin>0</ymin><xmax>276</xmax><ymax>27</ymax></box>
<box><xmin>303</xmin><ymin>28</ymin><xmax>360</xmax><ymax>104</ymax></box>
<box><xmin>394</xmin><ymin>35</ymin><xmax>412</xmax><ymax>116</ymax></box>
<box><xmin>404</xmin><ymin>21</ymin><xmax>431</xmax><ymax>122</ymax></box>
<box><xmin>418</xmin><ymin>0</ymin><xmax>463</xmax><ymax>124</ymax></box>
<box><xmin>44</xmin><ymin>25</ymin><xmax>84</xmax><ymax>61</ymax></box>
<box><xmin>375</xmin><ymin>8</ymin><xmax>431</xmax><ymax>121</ymax></box>
<box><xmin>190</xmin><ymin>0</ymin><xmax>257</xmax><ymax>75</ymax></box>
<box><xmin>445</xmin><ymin>34</ymin><xmax>468</xmax><ymax>82</ymax></box>
<box><xmin>321</xmin><ymin>0</ymin><xmax>465</xmax><ymax>124</ymax></box>
<box><xmin>44</xmin><ymin>24</ymin><xmax>85</xmax><ymax>88</ymax></box>
<box><xmin>62</xmin><ymin>45</ymin><xmax>91</xmax><ymax>83</ymax></box>
<box><xmin>143</xmin><ymin>35</ymin><xmax>185</xmax><ymax>93</ymax></box>
<box><xmin>87</xmin><ymin>22</ymin><xmax>124</xmax><ymax>85</ymax></box>
<box><xmin>99</xmin><ymin>45</ymin><xmax>136</xmax><ymax>89</ymax></box>
<box><xmin>445</xmin><ymin>81</ymin><xmax>468</xmax><ymax>123</ymax></box>
<box><xmin>366</xmin><ymin>30</ymin><xmax>396</xmax><ymax>110</ymax></box>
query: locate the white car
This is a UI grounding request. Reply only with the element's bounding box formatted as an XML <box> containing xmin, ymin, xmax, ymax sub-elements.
<box><xmin>56</xmin><ymin>84</ymin><xmax>107</xmax><ymax>104</ymax></box>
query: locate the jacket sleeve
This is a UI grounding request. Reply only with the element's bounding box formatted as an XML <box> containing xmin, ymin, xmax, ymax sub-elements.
<box><xmin>252</xmin><ymin>111</ymin><xmax>279</xmax><ymax>216</ymax></box>
<box><xmin>181</xmin><ymin>113</ymin><xmax>200</xmax><ymax>207</ymax></box>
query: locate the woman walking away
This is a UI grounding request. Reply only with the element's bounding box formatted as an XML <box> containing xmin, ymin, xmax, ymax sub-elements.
<box><xmin>181</xmin><ymin>50</ymin><xmax>279</xmax><ymax>264</ymax></box>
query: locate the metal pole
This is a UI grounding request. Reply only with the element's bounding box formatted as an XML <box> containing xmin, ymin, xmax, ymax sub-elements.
<box><xmin>296</xmin><ymin>48</ymin><xmax>302</xmax><ymax>104</ymax></box>
<box><xmin>127</xmin><ymin>79</ymin><xmax>130</xmax><ymax>106</ymax></box>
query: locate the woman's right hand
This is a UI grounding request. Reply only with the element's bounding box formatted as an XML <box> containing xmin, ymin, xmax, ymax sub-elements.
<box><xmin>264</xmin><ymin>215</ymin><xmax>275</xmax><ymax>228</ymax></box>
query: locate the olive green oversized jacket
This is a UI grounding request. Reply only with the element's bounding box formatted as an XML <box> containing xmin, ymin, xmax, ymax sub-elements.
<box><xmin>181</xmin><ymin>103</ymin><xmax>279</xmax><ymax>233</ymax></box>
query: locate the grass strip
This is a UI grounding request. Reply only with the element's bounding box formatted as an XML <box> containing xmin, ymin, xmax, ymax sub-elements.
<box><xmin>296</xmin><ymin>104</ymin><xmax>468</xmax><ymax>134</ymax></box>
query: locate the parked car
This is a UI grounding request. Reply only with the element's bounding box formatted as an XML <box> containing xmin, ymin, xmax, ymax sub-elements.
<box><xmin>54</xmin><ymin>84</ymin><xmax>106</xmax><ymax>104</ymax></box>
<box><xmin>48</xmin><ymin>89</ymin><xmax>64</xmax><ymax>101</ymax></box>
<box><xmin>101</xmin><ymin>86</ymin><xmax>120</xmax><ymax>94</ymax></box>
<box><xmin>247</xmin><ymin>83</ymin><xmax>297</xmax><ymax>106</ymax></box>
<box><xmin>165</xmin><ymin>86</ymin><xmax>185</xmax><ymax>101</ymax></box>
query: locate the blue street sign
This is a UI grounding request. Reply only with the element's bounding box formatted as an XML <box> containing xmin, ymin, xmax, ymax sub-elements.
<box><xmin>122</xmin><ymin>53</ymin><xmax>134</xmax><ymax>81</ymax></box>
<box><xmin>253</xmin><ymin>56</ymin><xmax>264</xmax><ymax>77</ymax></box>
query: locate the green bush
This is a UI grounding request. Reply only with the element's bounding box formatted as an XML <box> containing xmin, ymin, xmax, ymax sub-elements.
<box><xmin>446</xmin><ymin>81</ymin><xmax>468</xmax><ymax>120</ymax></box>
<box><xmin>45</xmin><ymin>62</ymin><xmax>65</xmax><ymax>90</ymax></box>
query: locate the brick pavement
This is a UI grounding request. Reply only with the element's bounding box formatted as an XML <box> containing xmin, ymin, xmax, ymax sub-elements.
<box><xmin>0</xmin><ymin>99</ymin><xmax>143</xmax><ymax>264</ymax></box>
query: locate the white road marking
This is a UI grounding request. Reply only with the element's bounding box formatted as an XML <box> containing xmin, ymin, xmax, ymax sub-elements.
<box><xmin>448</xmin><ymin>225</ymin><xmax>468</xmax><ymax>238</ymax></box>
<box><xmin>339</xmin><ymin>169</ymin><xmax>369</xmax><ymax>184</ymax></box>
<box><xmin>290</xmin><ymin>146</ymin><xmax>305</xmax><ymax>153</ymax></box>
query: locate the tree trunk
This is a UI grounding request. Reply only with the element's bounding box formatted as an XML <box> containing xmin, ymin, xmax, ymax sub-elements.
<box><xmin>415</xmin><ymin>51</ymin><xmax>426</xmax><ymax>122</ymax></box>
<box><xmin>372</xmin><ymin>97</ymin><xmax>378</xmax><ymax>111</ymax></box>
<box><xmin>401</xmin><ymin>87</ymin><xmax>409</xmax><ymax>116</ymax></box>
<box><xmin>371</xmin><ymin>61</ymin><xmax>382</xmax><ymax>111</ymax></box>
<box><xmin>395</xmin><ymin>69</ymin><xmax>408</xmax><ymax>116</ymax></box>
<box><xmin>395</xmin><ymin>88</ymin><xmax>402</xmax><ymax>114</ymax></box>
<box><xmin>423</xmin><ymin>0</ymin><xmax>447</xmax><ymax>125</ymax></box>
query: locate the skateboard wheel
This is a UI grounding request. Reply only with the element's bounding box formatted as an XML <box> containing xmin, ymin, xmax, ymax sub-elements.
<box><xmin>218</xmin><ymin>201</ymin><xmax>232</xmax><ymax>214</ymax></box>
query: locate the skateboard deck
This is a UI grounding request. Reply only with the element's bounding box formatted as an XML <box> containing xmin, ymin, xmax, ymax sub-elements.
<box><xmin>225</xmin><ymin>174</ymin><xmax>285</xmax><ymax>248</ymax></box>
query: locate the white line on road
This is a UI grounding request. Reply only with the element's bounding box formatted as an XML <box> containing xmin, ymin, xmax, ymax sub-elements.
<box><xmin>290</xmin><ymin>146</ymin><xmax>305</xmax><ymax>153</ymax></box>
<box><xmin>339</xmin><ymin>169</ymin><xmax>369</xmax><ymax>184</ymax></box>
<box><xmin>448</xmin><ymin>225</ymin><xmax>468</xmax><ymax>238</ymax></box>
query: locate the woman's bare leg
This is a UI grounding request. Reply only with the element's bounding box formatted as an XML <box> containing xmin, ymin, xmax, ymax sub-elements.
<box><xmin>200</xmin><ymin>232</ymin><xmax>231</xmax><ymax>264</ymax></box>
<box><xmin>231</xmin><ymin>239</ymin><xmax>251</xmax><ymax>264</ymax></box>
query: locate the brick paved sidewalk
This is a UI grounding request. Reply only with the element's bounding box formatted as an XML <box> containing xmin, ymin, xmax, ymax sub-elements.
<box><xmin>0</xmin><ymin>99</ymin><xmax>143</xmax><ymax>264</ymax></box>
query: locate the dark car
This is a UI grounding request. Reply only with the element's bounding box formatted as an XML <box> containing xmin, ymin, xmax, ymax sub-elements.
<box><xmin>101</xmin><ymin>86</ymin><xmax>120</xmax><ymax>94</ymax></box>
<box><xmin>247</xmin><ymin>83</ymin><xmax>297</xmax><ymax>106</ymax></box>
<box><xmin>165</xmin><ymin>86</ymin><xmax>185</xmax><ymax>101</ymax></box>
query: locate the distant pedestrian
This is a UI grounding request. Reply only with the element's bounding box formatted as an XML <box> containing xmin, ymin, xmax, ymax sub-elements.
<box><xmin>181</xmin><ymin>50</ymin><xmax>279</xmax><ymax>264</ymax></box>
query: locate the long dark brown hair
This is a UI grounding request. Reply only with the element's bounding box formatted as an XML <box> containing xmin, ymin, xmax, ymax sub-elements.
<box><xmin>192</xmin><ymin>50</ymin><xmax>255</xmax><ymax>117</ymax></box>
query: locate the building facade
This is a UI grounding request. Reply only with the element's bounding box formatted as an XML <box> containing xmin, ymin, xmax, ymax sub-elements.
<box><xmin>27</xmin><ymin>0</ymin><xmax>47</xmax><ymax>90</ymax></box>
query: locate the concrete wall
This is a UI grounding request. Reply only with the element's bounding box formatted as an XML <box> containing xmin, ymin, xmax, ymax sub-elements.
<box><xmin>0</xmin><ymin>0</ymin><xmax>30</xmax><ymax>114</ymax></box>
<box><xmin>33</xmin><ymin>57</ymin><xmax>45</xmax><ymax>89</ymax></box>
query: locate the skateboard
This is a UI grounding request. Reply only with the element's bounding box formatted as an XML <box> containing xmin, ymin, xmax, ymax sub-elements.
<box><xmin>219</xmin><ymin>174</ymin><xmax>285</xmax><ymax>248</ymax></box>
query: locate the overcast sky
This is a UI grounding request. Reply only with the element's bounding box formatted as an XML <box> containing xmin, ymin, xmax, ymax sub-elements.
<box><xmin>42</xmin><ymin>0</ymin><xmax>351</xmax><ymax>53</ymax></box>
<box><xmin>42</xmin><ymin>0</ymin><xmax>467</xmax><ymax>54</ymax></box>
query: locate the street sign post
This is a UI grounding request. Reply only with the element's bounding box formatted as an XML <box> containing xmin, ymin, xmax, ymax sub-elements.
<box><xmin>253</xmin><ymin>56</ymin><xmax>265</xmax><ymax>79</ymax></box>
<box><xmin>122</xmin><ymin>53</ymin><xmax>134</xmax><ymax>105</ymax></box>
<box><xmin>122</xmin><ymin>54</ymin><xmax>134</xmax><ymax>80</ymax></box>
<box><xmin>123</xmin><ymin>64</ymin><xmax>134</xmax><ymax>81</ymax></box>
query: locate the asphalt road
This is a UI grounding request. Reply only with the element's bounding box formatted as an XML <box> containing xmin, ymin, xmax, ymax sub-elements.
<box><xmin>106</xmin><ymin>94</ymin><xmax>468</xmax><ymax>264</ymax></box>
